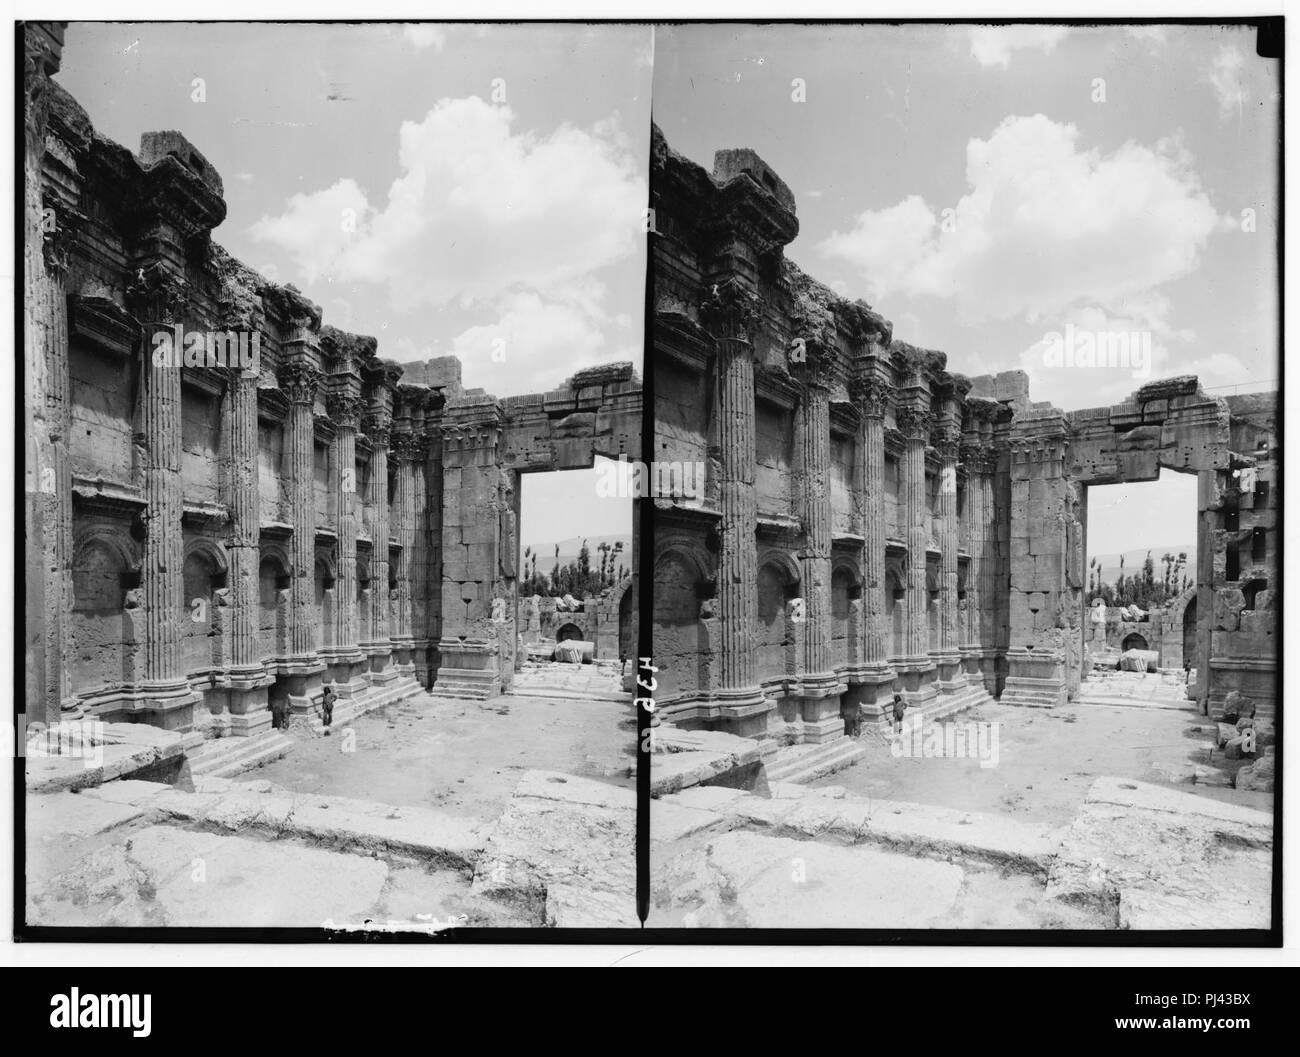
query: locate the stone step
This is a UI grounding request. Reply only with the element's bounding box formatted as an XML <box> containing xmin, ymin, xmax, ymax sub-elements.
<box><xmin>872</xmin><ymin>685</ymin><xmax>991</xmax><ymax>729</ymax></box>
<box><xmin>505</xmin><ymin>684</ymin><xmax>633</xmax><ymax>704</ymax></box>
<box><xmin>764</xmin><ymin>738</ymin><xmax>866</xmax><ymax>785</ymax></box>
<box><xmin>305</xmin><ymin>677</ymin><xmax>424</xmax><ymax>734</ymax></box>
<box><xmin>1073</xmin><ymin>693</ymin><xmax>1195</xmax><ymax>711</ymax></box>
<box><xmin>188</xmin><ymin>731</ymin><xmax>293</xmax><ymax>780</ymax></box>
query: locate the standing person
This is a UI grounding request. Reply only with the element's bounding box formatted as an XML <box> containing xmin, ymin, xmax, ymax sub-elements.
<box><xmin>321</xmin><ymin>684</ymin><xmax>336</xmax><ymax>732</ymax></box>
<box><xmin>892</xmin><ymin>691</ymin><xmax>908</xmax><ymax>734</ymax></box>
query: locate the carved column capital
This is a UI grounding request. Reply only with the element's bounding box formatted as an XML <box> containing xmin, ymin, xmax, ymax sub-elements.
<box><xmin>700</xmin><ymin>277</ymin><xmax>761</xmax><ymax>346</ymax></box>
<box><xmin>391</xmin><ymin>431</ymin><xmax>423</xmax><ymax>463</ymax></box>
<box><xmin>850</xmin><ymin>374</ymin><xmax>892</xmax><ymax>419</ymax></box>
<box><xmin>961</xmin><ymin>442</ymin><xmax>997</xmax><ymax>474</ymax></box>
<box><xmin>126</xmin><ymin>265</ymin><xmax>189</xmax><ymax>324</ymax></box>
<box><xmin>934</xmin><ymin>422</ymin><xmax>962</xmax><ymax>461</ymax></box>
<box><xmin>326</xmin><ymin>392</ymin><xmax>365</xmax><ymax>428</ymax></box>
<box><xmin>40</xmin><ymin>195</ymin><xmax>85</xmax><ymax>281</ymax></box>
<box><xmin>895</xmin><ymin>404</ymin><xmax>933</xmax><ymax>443</ymax></box>
<box><xmin>363</xmin><ymin>412</ymin><xmax>391</xmax><ymax>449</ymax></box>
<box><xmin>279</xmin><ymin>362</ymin><xmax>321</xmax><ymax>405</ymax></box>
<box><xmin>791</xmin><ymin>337</ymin><xmax>836</xmax><ymax>391</ymax></box>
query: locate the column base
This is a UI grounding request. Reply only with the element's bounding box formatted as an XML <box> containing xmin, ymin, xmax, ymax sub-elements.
<box><xmin>326</xmin><ymin>651</ymin><xmax>370</xmax><ymax>697</ymax></box>
<box><xmin>433</xmin><ymin>639</ymin><xmax>501</xmax><ymax>700</ymax></box>
<box><xmin>361</xmin><ymin>644</ymin><xmax>397</xmax><ymax>686</ymax></box>
<box><xmin>799</xmin><ymin>673</ymin><xmax>848</xmax><ymax>744</ymax></box>
<box><xmin>136</xmin><ymin>680</ymin><xmax>201</xmax><ymax>732</ymax></box>
<box><xmin>1002</xmin><ymin>648</ymin><xmax>1067</xmax><ymax>708</ymax></box>
<box><xmin>855</xmin><ymin>665</ymin><xmax>898</xmax><ymax>721</ymax></box>
<box><xmin>225</xmin><ymin>671</ymin><xmax>272</xmax><ymax>737</ymax></box>
<box><xmin>712</xmin><ymin>685</ymin><xmax>774</xmax><ymax>740</ymax></box>
<box><xmin>391</xmin><ymin>639</ymin><xmax>416</xmax><ymax>677</ymax></box>
<box><xmin>283</xmin><ymin>662</ymin><xmax>326</xmax><ymax>717</ymax></box>
<box><xmin>894</xmin><ymin>656</ymin><xmax>938</xmax><ymax>706</ymax></box>
<box><xmin>930</xmin><ymin>650</ymin><xmax>967</xmax><ymax>695</ymax></box>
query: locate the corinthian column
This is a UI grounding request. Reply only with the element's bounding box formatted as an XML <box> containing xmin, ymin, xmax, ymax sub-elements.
<box><xmin>362</xmin><ymin>413</ymin><xmax>395</xmax><ymax>684</ymax></box>
<box><xmin>132</xmin><ymin>272</ymin><xmax>199</xmax><ymax>730</ymax></box>
<box><xmin>933</xmin><ymin>418</ymin><xmax>966</xmax><ymax>695</ymax></box>
<box><xmin>280</xmin><ymin>361</ymin><xmax>326</xmax><ymax>714</ymax></box>
<box><xmin>327</xmin><ymin>392</ymin><xmax>367</xmax><ymax>695</ymax></box>
<box><xmin>793</xmin><ymin>340</ymin><xmax>843</xmax><ymax>743</ymax></box>
<box><xmin>700</xmin><ymin>279</ymin><xmax>770</xmax><ymax>739</ymax></box>
<box><xmin>389</xmin><ymin>431</ymin><xmax>420</xmax><ymax>676</ymax></box>
<box><xmin>960</xmin><ymin>433</ymin><xmax>995</xmax><ymax>694</ymax></box>
<box><xmin>894</xmin><ymin>395</ymin><xmax>935</xmax><ymax>707</ymax></box>
<box><xmin>850</xmin><ymin>369</ymin><xmax>896</xmax><ymax>721</ymax></box>
<box><xmin>225</xmin><ymin>363</ymin><xmax>272</xmax><ymax>733</ymax></box>
<box><xmin>896</xmin><ymin>401</ymin><xmax>936</xmax><ymax>699</ymax></box>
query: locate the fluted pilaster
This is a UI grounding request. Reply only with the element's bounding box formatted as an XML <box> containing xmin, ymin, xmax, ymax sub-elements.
<box><xmin>897</xmin><ymin>404</ymin><xmax>932</xmax><ymax>663</ymax></box>
<box><xmin>702</xmin><ymin>280</ymin><xmax>764</xmax><ymax>714</ymax></box>
<box><xmin>327</xmin><ymin>393</ymin><xmax>365</xmax><ymax>677</ymax></box>
<box><xmin>282</xmin><ymin>362</ymin><xmax>321</xmax><ymax>660</ymax></box>
<box><xmin>936</xmin><ymin>425</ymin><xmax>960</xmax><ymax>653</ymax></box>
<box><xmin>854</xmin><ymin>375</ymin><xmax>891</xmax><ymax>670</ymax></box>
<box><xmin>364</xmin><ymin>418</ymin><xmax>392</xmax><ymax>654</ymax></box>
<box><xmin>796</xmin><ymin>354</ymin><xmax>834</xmax><ymax>686</ymax></box>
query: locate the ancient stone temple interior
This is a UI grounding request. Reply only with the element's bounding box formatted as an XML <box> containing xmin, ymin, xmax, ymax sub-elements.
<box><xmin>23</xmin><ymin>23</ymin><xmax>641</xmax><ymax>737</ymax></box>
<box><xmin>650</xmin><ymin>123</ymin><xmax>1278</xmax><ymax>748</ymax></box>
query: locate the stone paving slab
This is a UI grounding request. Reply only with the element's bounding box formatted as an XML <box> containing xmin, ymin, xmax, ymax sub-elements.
<box><xmin>658</xmin><ymin>831</ymin><xmax>965</xmax><ymax>929</ymax></box>
<box><xmin>650</xmin><ymin>751</ymin><xmax>739</xmax><ymax>797</ymax></box>
<box><xmin>1086</xmin><ymin>776</ymin><xmax>1272</xmax><ymax>832</ymax></box>
<box><xmin>27</xmin><ymin>825</ymin><xmax>390</xmax><ymax>929</ymax></box>
<box><xmin>1046</xmin><ymin>777</ymin><xmax>1273</xmax><ymax>928</ymax></box>
<box><xmin>657</xmin><ymin>784</ymin><xmax>1060</xmax><ymax>873</ymax></box>
<box><xmin>149</xmin><ymin>786</ymin><xmax>485</xmax><ymax>869</ymax></box>
<box><xmin>26</xmin><ymin>722</ymin><xmax>197</xmax><ymax>794</ymax></box>
<box><xmin>27</xmin><ymin>791</ymin><xmax>147</xmax><ymax>842</ymax></box>
<box><xmin>471</xmin><ymin>771</ymin><xmax>636</xmax><ymax>927</ymax></box>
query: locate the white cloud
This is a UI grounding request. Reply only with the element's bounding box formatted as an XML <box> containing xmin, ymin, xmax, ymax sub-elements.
<box><xmin>444</xmin><ymin>292</ymin><xmax>627</xmax><ymax>395</ymax></box>
<box><xmin>969</xmin><ymin>26</ymin><xmax>1069</xmax><ymax>68</ymax></box>
<box><xmin>402</xmin><ymin>25</ymin><xmax>446</xmax><ymax>51</ymax></box>
<box><xmin>249</xmin><ymin>178</ymin><xmax>371</xmax><ymax>287</ymax></box>
<box><xmin>819</xmin><ymin>114</ymin><xmax>1221</xmax><ymax>326</ymax></box>
<box><xmin>250</xmin><ymin>97</ymin><xmax>645</xmax><ymax>396</ymax></box>
<box><xmin>250</xmin><ymin>97</ymin><xmax>644</xmax><ymax>312</ymax></box>
<box><xmin>1017</xmin><ymin>303</ymin><xmax>1245</xmax><ymax>410</ymax></box>
<box><xmin>1208</xmin><ymin>44</ymin><xmax>1248</xmax><ymax>120</ymax></box>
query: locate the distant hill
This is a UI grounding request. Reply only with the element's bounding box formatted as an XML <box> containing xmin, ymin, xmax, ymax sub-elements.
<box><xmin>521</xmin><ymin>533</ymin><xmax>633</xmax><ymax>568</ymax></box>
<box><xmin>1090</xmin><ymin>544</ymin><xmax>1196</xmax><ymax>589</ymax></box>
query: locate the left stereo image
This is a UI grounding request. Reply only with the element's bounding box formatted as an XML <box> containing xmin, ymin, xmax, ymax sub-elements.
<box><xmin>20</xmin><ymin>20</ymin><xmax>650</xmax><ymax>932</ymax></box>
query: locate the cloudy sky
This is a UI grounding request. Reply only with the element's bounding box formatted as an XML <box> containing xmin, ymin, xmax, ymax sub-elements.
<box><xmin>654</xmin><ymin>22</ymin><xmax>1277</xmax><ymax>560</ymax></box>
<box><xmin>654</xmin><ymin>22</ymin><xmax>1279</xmax><ymax>412</ymax></box>
<box><xmin>58</xmin><ymin>21</ymin><xmax>653</xmax><ymax>397</ymax></box>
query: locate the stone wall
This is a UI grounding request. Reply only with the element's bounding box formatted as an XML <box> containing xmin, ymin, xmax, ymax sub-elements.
<box><xmin>519</xmin><ymin>576</ymin><xmax>635</xmax><ymax>661</ymax></box>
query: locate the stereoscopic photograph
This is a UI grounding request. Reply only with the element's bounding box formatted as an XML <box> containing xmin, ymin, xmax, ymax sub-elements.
<box><xmin>16</xmin><ymin>15</ymin><xmax>1282</xmax><ymax>945</ymax></box>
